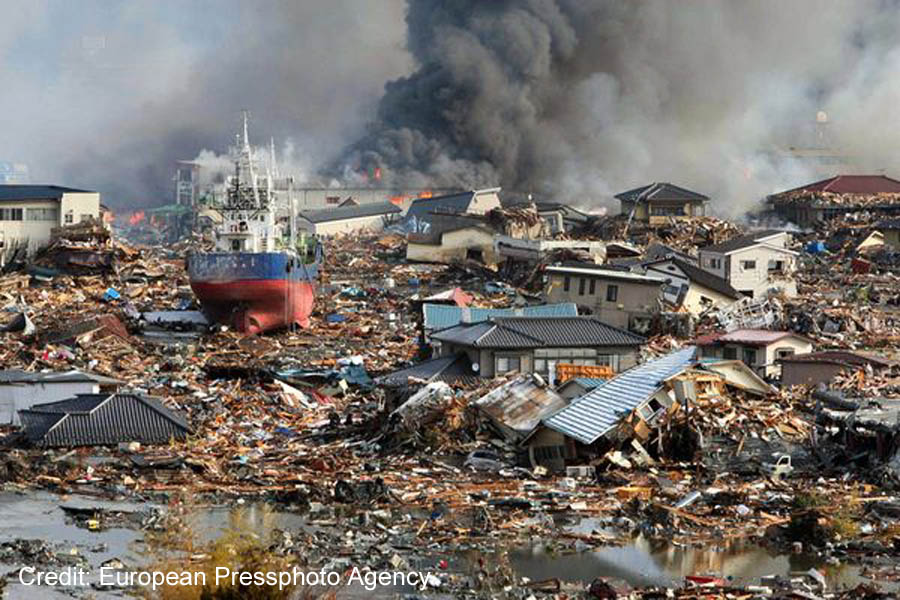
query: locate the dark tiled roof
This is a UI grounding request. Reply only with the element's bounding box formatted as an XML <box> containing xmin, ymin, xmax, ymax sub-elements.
<box><xmin>19</xmin><ymin>393</ymin><xmax>191</xmax><ymax>448</ymax></box>
<box><xmin>431</xmin><ymin>316</ymin><xmax>645</xmax><ymax>349</ymax></box>
<box><xmin>773</xmin><ymin>175</ymin><xmax>900</xmax><ymax>196</ymax></box>
<box><xmin>0</xmin><ymin>185</ymin><xmax>94</xmax><ymax>200</ymax></box>
<box><xmin>615</xmin><ymin>182</ymin><xmax>709</xmax><ymax>203</ymax></box>
<box><xmin>645</xmin><ymin>258</ymin><xmax>740</xmax><ymax>299</ymax></box>
<box><xmin>701</xmin><ymin>229</ymin><xmax>785</xmax><ymax>254</ymax></box>
<box><xmin>299</xmin><ymin>201</ymin><xmax>400</xmax><ymax>224</ymax></box>
<box><xmin>405</xmin><ymin>191</ymin><xmax>477</xmax><ymax>221</ymax></box>
<box><xmin>376</xmin><ymin>354</ymin><xmax>479</xmax><ymax>387</ymax></box>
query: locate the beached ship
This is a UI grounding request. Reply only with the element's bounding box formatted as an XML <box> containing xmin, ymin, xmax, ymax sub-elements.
<box><xmin>187</xmin><ymin>113</ymin><xmax>320</xmax><ymax>333</ymax></box>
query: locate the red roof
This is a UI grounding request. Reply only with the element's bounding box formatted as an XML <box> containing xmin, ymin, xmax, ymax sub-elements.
<box><xmin>779</xmin><ymin>175</ymin><xmax>900</xmax><ymax>195</ymax></box>
<box><xmin>694</xmin><ymin>329</ymin><xmax>811</xmax><ymax>347</ymax></box>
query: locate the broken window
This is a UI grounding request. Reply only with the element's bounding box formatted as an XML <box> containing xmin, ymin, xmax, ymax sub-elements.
<box><xmin>606</xmin><ymin>284</ymin><xmax>618</xmax><ymax>302</ymax></box>
<box><xmin>740</xmin><ymin>260</ymin><xmax>756</xmax><ymax>270</ymax></box>
<box><xmin>742</xmin><ymin>347</ymin><xmax>757</xmax><ymax>366</ymax></box>
<box><xmin>775</xmin><ymin>347</ymin><xmax>795</xmax><ymax>359</ymax></box>
<box><xmin>768</xmin><ymin>259</ymin><xmax>784</xmax><ymax>273</ymax></box>
<box><xmin>578</xmin><ymin>278</ymin><xmax>586</xmax><ymax>295</ymax></box>
<box><xmin>723</xmin><ymin>347</ymin><xmax>737</xmax><ymax>360</ymax></box>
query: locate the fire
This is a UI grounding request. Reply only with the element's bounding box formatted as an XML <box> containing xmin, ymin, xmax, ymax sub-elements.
<box><xmin>128</xmin><ymin>211</ymin><xmax>145</xmax><ymax>225</ymax></box>
<box><xmin>419</xmin><ymin>190</ymin><xmax>433</xmax><ymax>198</ymax></box>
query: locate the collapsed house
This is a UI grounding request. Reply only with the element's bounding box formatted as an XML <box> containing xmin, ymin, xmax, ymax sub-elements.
<box><xmin>18</xmin><ymin>393</ymin><xmax>191</xmax><ymax>448</ymax></box>
<box><xmin>767</xmin><ymin>174</ymin><xmax>900</xmax><ymax>228</ymax></box>
<box><xmin>543</xmin><ymin>265</ymin><xmax>665</xmax><ymax>331</ymax></box>
<box><xmin>643</xmin><ymin>256</ymin><xmax>741</xmax><ymax>316</ymax></box>
<box><xmin>695</xmin><ymin>329</ymin><xmax>813</xmax><ymax>379</ymax></box>
<box><xmin>779</xmin><ymin>350</ymin><xmax>897</xmax><ymax>387</ymax></box>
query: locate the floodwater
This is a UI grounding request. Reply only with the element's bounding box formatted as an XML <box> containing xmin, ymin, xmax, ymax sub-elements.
<box><xmin>0</xmin><ymin>490</ymin><xmax>884</xmax><ymax>598</ymax></box>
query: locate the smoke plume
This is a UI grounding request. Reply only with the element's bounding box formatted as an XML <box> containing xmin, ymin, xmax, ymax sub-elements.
<box><xmin>3</xmin><ymin>1</ymin><xmax>900</xmax><ymax>216</ymax></box>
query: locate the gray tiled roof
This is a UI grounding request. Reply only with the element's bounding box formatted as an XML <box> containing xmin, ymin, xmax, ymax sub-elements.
<box><xmin>701</xmin><ymin>230</ymin><xmax>784</xmax><ymax>254</ymax></box>
<box><xmin>405</xmin><ymin>191</ymin><xmax>476</xmax><ymax>221</ymax></box>
<box><xmin>0</xmin><ymin>369</ymin><xmax>121</xmax><ymax>386</ymax></box>
<box><xmin>19</xmin><ymin>393</ymin><xmax>191</xmax><ymax>448</ymax></box>
<box><xmin>544</xmin><ymin>346</ymin><xmax>697</xmax><ymax>445</ymax></box>
<box><xmin>615</xmin><ymin>182</ymin><xmax>709</xmax><ymax>203</ymax></box>
<box><xmin>376</xmin><ymin>354</ymin><xmax>479</xmax><ymax>387</ymax></box>
<box><xmin>299</xmin><ymin>201</ymin><xmax>400</xmax><ymax>224</ymax></box>
<box><xmin>423</xmin><ymin>302</ymin><xmax>578</xmax><ymax>331</ymax></box>
<box><xmin>0</xmin><ymin>185</ymin><xmax>93</xmax><ymax>200</ymax></box>
<box><xmin>431</xmin><ymin>316</ymin><xmax>645</xmax><ymax>349</ymax></box>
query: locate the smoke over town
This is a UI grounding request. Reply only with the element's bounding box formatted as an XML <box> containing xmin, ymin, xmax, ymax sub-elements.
<box><xmin>2</xmin><ymin>1</ymin><xmax>900</xmax><ymax>214</ymax></box>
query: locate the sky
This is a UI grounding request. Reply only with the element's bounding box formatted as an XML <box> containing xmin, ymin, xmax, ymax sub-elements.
<box><xmin>2</xmin><ymin>1</ymin><xmax>900</xmax><ymax>216</ymax></box>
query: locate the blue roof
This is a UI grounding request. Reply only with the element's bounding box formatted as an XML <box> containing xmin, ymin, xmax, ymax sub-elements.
<box><xmin>568</xmin><ymin>377</ymin><xmax>608</xmax><ymax>390</ymax></box>
<box><xmin>424</xmin><ymin>303</ymin><xmax>578</xmax><ymax>331</ymax></box>
<box><xmin>544</xmin><ymin>346</ymin><xmax>697</xmax><ymax>445</ymax></box>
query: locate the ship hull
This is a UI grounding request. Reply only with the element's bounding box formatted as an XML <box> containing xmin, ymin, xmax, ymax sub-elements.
<box><xmin>187</xmin><ymin>252</ymin><xmax>318</xmax><ymax>334</ymax></box>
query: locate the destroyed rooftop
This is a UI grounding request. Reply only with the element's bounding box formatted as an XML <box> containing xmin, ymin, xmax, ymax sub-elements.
<box><xmin>614</xmin><ymin>182</ymin><xmax>710</xmax><ymax>203</ymax></box>
<box><xmin>643</xmin><ymin>256</ymin><xmax>741</xmax><ymax>299</ymax></box>
<box><xmin>430</xmin><ymin>316</ymin><xmax>645</xmax><ymax>348</ymax></box>
<box><xmin>298</xmin><ymin>201</ymin><xmax>401</xmax><ymax>223</ymax></box>
<box><xmin>0</xmin><ymin>184</ymin><xmax>95</xmax><ymax>199</ymax></box>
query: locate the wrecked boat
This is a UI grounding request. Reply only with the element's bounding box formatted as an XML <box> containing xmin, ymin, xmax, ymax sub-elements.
<box><xmin>187</xmin><ymin>113</ymin><xmax>321</xmax><ymax>333</ymax></box>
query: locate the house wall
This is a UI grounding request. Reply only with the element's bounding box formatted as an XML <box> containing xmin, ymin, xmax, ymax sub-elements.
<box><xmin>882</xmin><ymin>229</ymin><xmax>900</xmax><ymax>249</ymax></box>
<box><xmin>298</xmin><ymin>213</ymin><xmax>393</xmax><ymax>236</ymax></box>
<box><xmin>0</xmin><ymin>381</ymin><xmax>98</xmax><ymax>425</ymax></box>
<box><xmin>702</xmin><ymin>337</ymin><xmax>812</xmax><ymax>378</ymax></box>
<box><xmin>439</xmin><ymin>342</ymin><xmax>638</xmax><ymax>379</ymax></box>
<box><xmin>781</xmin><ymin>362</ymin><xmax>845</xmax><ymax>387</ymax></box>
<box><xmin>682</xmin><ymin>284</ymin><xmax>737</xmax><ymax>315</ymax></box>
<box><xmin>59</xmin><ymin>192</ymin><xmax>101</xmax><ymax>226</ymax></box>
<box><xmin>407</xmin><ymin>228</ymin><xmax>499</xmax><ymax>267</ymax></box>
<box><xmin>526</xmin><ymin>427</ymin><xmax>570</xmax><ymax>471</ymax></box>
<box><xmin>468</xmin><ymin>189</ymin><xmax>502</xmax><ymax>215</ymax></box>
<box><xmin>544</xmin><ymin>272</ymin><xmax>661</xmax><ymax>330</ymax></box>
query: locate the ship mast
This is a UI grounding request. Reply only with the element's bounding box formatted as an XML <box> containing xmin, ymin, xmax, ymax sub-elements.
<box><xmin>240</xmin><ymin>109</ymin><xmax>261</xmax><ymax>208</ymax></box>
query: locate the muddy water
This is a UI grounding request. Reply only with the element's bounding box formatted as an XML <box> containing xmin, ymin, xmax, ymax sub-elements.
<box><xmin>0</xmin><ymin>490</ymin><xmax>882</xmax><ymax>598</ymax></box>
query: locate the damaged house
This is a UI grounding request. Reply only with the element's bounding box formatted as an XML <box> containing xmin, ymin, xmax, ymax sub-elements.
<box><xmin>615</xmin><ymin>182</ymin><xmax>709</xmax><ymax>224</ymax></box>
<box><xmin>698</xmin><ymin>230</ymin><xmax>798</xmax><ymax>299</ymax></box>
<box><xmin>543</xmin><ymin>265</ymin><xmax>664</xmax><ymax>331</ymax></box>
<box><xmin>297</xmin><ymin>201</ymin><xmax>401</xmax><ymax>236</ymax></box>
<box><xmin>403</xmin><ymin>188</ymin><xmax>502</xmax><ymax>233</ymax></box>
<box><xmin>0</xmin><ymin>369</ymin><xmax>122</xmax><ymax>425</ymax></box>
<box><xmin>430</xmin><ymin>316</ymin><xmax>645</xmax><ymax>381</ymax></box>
<box><xmin>19</xmin><ymin>392</ymin><xmax>191</xmax><ymax>448</ymax></box>
<box><xmin>472</xmin><ymin>374</ymin><xmax>568</xmax><ymax>450</ymax></box>
<box><xmin>643</xmin><ymin>256</ymin><xmax>741</xmax><ymax>316</ymax></box>
<box><xmin>534</xmin><ymin>347</ymin><xmax>698</xmax><ymax>471</ymax></box>
<box><xmin>695</xmin><ymin>329</ymin><xmax>813</xmax><ymax>379</ymax></box>
<box><xmin>767</xmin><ymin>174</ymin><xmax>900</xmax><ymax>228</ymax></box>
<box><xmin>779</xmin><ymin>350</ymin><xmax>897</xmax><ymax>387</ymax></box>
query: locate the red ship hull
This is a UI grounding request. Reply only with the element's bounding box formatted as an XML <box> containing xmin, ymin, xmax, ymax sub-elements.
<box><xmin>190</xmin><ymin>279</ymin><xmax>315</xmax><ymax>334</ymax></box>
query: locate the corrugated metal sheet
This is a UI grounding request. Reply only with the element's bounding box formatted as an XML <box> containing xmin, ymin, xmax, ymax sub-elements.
<box><xmin>474</xmin><ymin>375</ymin><xmax>567</xmax><ymax>441</ymax></box>
<box><xmin>543</xmin><ymin>347</ymin><xmax>697</xmax><ymax>445</ymax></box>
<box><xmin>19</xmin><ymin>393</ymin><xmax>191</xmax><ymax>448</ymax></box>
<box><xmin>423</xmin><ymin>303</ymin><xmax>577</xmax><ymax>332</ymax></box>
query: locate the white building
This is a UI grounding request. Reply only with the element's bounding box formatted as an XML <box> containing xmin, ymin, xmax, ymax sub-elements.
<box><xmin>695</xmin><ymin>330</ymin><xmax>813</xmax><ymax>378</ymax></box>
<box><xmin>697</xmin><ymin>230</ymin><xmax>797</xmax><ymax>299</ymax></box>
<box><xmin>0</xmin><ymin>369</ymin><xmax>121</xmax><ymax>425</ymax></box>
<box><xmin>0</xmin><ymin>185</ymin><xmax>101</xmax><ymax>256</ymax></box>
<box><xmin>297</xmin><ymin>201</ymin><xmax>401</xmax><ymax>236</ymax></box>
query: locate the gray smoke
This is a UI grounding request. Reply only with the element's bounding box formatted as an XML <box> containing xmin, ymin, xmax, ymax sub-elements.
<box><xmin>0</xmin><ymin>0</ymin><xmax>409</xmax><ymax>209</ymax></box>
<box><xmin>337</xmin><ymin>0</ymin><xmax>900</xmax><ymax>216</ymax></box>
<box><xmin>4</xmin><ymin>1</ymin><xmax>900</xmax><ymax>216</ymax></box>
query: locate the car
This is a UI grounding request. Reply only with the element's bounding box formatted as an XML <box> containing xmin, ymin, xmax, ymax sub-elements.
<box><xmin>464</xmin><ymin>449</ymin><xmax>506</xmax><ymax>472</ymax></box>
<box><xmin>762</xmin><ymin>452</ymin><xmax>793</xmax><ymax>479</ymax></box>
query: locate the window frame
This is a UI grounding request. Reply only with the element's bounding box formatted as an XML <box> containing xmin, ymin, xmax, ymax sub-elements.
<box><xmin>606</xmin><ymin>284</ymin><xmax>618</xmax><ymax>302</ymax></box>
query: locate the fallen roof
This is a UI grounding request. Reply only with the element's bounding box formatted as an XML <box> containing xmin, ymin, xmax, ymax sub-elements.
<box><xmin>773</xmin><ymin>175</ymin><xmax>900</xmax><ymax>196</ymax></box>
<box><xmin>777</xmin><ymin>350</ymin><xmax>896</xmax><ymax>368</ymax></box>
<box><xmin>423</xmin><ymin>302</ymin><xmax>578</xmax><ymax>332</ymax></box>
<box><xmin>375</xmin><ymin>354</ymin><xmax>479</xmax><ymax>387</ymax></box>
<box><xmin>299</xmin><ymin>201</ymin><xmax>401</xmax><ymax>224</ymax></box>
<box><xmin>614</xmin><ymin>182</ymin><xmax>709</xmax><ymax>203</ymax></box>
<box><xmin>474</xmin><ymin>374</ymin><xmax>568</xmax><ymax>442</ymax></box>
<box><xmin>644</xmin><ymin>257</ymin><xmax>740</xmax><ymax>299</ymax></box>
<box><xmin>405</xmin><ymin>188</ymin><xmax>499</xmax><ymax>221</ymax></box>
<box><xmin>19</xmin><ymin>393</ymin><xmax>191</xmax><ymax>448</ymax></box>
<box><xmin>0</xmin><ymin>184</ymin><xmax>94</xmax><ymax>200</ymax></box>
<box><xmin>544</xmin><ymin>346</ymin><xmax>697</xmax><ymax>445</ymax></box>
<box><xmin>700</xmin><ymin>230</ymin><xmax>787</xmax><ymax>254</ymax></box>
<box><xmin>431</xmin><ymin>316</ymin><xmax>646</xmax><ymax>349</ymax></box>
<box><xmin>544</xmin><ymin>265</ymin><xmax>667</xmax><ymax>284</ymax></box>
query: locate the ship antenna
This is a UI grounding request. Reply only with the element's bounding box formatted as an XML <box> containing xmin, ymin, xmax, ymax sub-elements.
<box><xmin>241</xmin><ymin>109</ymin><xmax>261</xmax><ymax>207</ymax></box>
<box><xmin>269</xmin><ymin>137</ymin><xmax>279</xmax><ymax>179</ymax></box>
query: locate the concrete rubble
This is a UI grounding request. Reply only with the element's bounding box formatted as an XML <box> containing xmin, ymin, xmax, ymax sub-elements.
<box><xmin>3</xmin><ymin>198</ymin><xmax>900</xmax><ymax>599</ymax></box>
